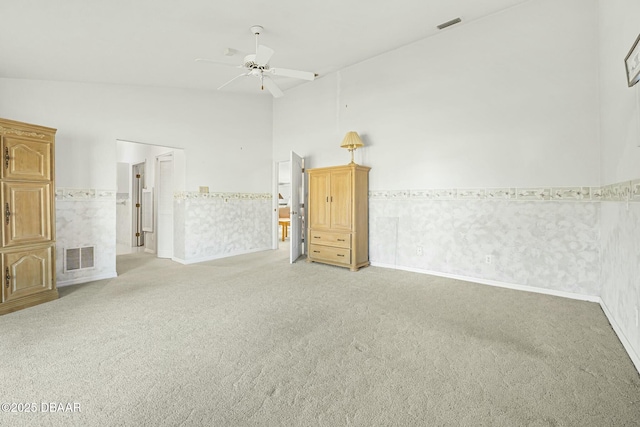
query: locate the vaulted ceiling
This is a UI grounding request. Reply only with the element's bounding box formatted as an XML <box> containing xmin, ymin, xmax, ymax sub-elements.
<box><xmin>1</xmin><ymin>0</ymin><xmax>530</xmax><ymax>96</ymax></box>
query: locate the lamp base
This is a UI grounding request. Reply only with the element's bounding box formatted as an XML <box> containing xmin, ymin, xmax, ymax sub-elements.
<box><xmin>348</xmin><ymin>148</ymin><xmax>357</xmax><ymax>165</ymax></box>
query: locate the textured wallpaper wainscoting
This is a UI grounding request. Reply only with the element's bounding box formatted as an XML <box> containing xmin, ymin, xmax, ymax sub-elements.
<box><xmin>369</xmin><ymin>195</ymin><xmax>600</xmax><ymax>296</ymax></box>
<box><xmin>55</xmin><ymin>188</ymin><xmax>118</xmax><ymax>286</ymax></box>
<box><xmin>368</xmin><ymin>182</ymin><xmax>638</xmax><ymax>298</ymax></box>
<box><xmin>599</xmin><ymin>193</ymin><xmax>640</xmax><ymax>371</ymax></box>
<box><xmin>173</xmin><ymin>192</ymin><xmax>273</xmax><ymax>264</ymax></box>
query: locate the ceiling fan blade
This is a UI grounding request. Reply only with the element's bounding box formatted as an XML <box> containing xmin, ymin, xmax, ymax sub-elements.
<box><xmin>268</xmin><ymin>67</ymin><xmax>315</xmax><ymax>81</ymax></box>
<box><xmin>255</xmin><ymin>45</ymin><xmax>275</xmax><ymax>65</ymax></box>
<box><xmin>217</xmin><ymin>73</ymin><xmax>249</xmax><ymax>90</ymax></box>
<box><xmin>195</xmin><ymin>58</ymin><xmax>241</xmax><ymax>68</ymax></box>
<box><xmin>262</xmin><ymin>76</ymin><xmax>284</xmax><ymax>98</ymax></box>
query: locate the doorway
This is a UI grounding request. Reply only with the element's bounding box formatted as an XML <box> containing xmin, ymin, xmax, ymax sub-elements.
<box><xmin>116</xmin><ymin>140</ymin><xmax>184</xmax><ymax>258</ymax></box>
<box><xmin>273</xmin><ymin>151</ymin><xmax>306</xmax><ymax>263</ymax></box>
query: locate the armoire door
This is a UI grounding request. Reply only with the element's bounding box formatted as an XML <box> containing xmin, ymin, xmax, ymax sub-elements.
<box><xmin>308</xmin><ymin>171</ymin><xmax>330</xmax><ymax>229</ymax></box>
<box><xmin>329</xmin><ymin>169</ymin><xmax>352</xmax><ymax>230</ymax></box>
<box><xmin>2</xmin><ymin>181</ymin><xmax>52</xmax><ymax>247</ymax></box>
<box><xmin>2</xmin><ymin>246</ymin><xmax>53</xmax><ymax>303</ymax></box>
<box><xmin>1</xmin><ymin>135</ymin><xmax>51</xmax><ymax>181</ymax></box>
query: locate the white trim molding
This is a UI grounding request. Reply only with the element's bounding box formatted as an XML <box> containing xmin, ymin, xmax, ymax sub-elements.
<box><xmin>371</xmin><ymin>262</ymin><xmax>600</xmax><ymax>302</ymax></box>
<box><xmin>172</xmin><ymin>247</ymin><xmax>271</xmax><ymax>265</ymax></box>
<box><xmin>599</xmin><ymin>300</ymin><xmax>640</xmax><ymax>374</ymax></box>
<box><xmin>57</xmin><ymin>272</ymin><xmax>118</xmax><ymax>287</ymax></box>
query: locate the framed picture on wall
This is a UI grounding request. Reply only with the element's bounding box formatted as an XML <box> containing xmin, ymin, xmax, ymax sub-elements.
<box><xmin>625</xmin><ymin>33</ymin><xmax>640</xmax><ymax>87</ymax></box>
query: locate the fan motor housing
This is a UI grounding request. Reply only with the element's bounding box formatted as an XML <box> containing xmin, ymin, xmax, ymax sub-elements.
<box><xmin>244</xmin><ymin>54</ymin><xmax>269</xmax><ymax>70</ymax></box>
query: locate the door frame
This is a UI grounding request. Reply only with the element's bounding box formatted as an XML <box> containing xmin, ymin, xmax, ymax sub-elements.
<box><xmin>131</xmin><ymin>162</ymin><xmax>145</xmax><ymax>247</ymax></box>
<box><xmin>155</xmin><ymin>153</ymin><xmax>174</xmax><ymax>259</ymax></box>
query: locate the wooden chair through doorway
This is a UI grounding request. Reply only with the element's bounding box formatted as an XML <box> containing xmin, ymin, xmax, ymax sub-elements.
<box><xmin>278</xmin><ymin>207</ymin><xmax>290</xmax><ymax>241</ymax></box>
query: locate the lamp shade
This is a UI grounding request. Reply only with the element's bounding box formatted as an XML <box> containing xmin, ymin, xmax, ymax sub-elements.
<box><xmin>340</xmin><ymin>131</ymin><xmax>364</xmax><ymax>150</ymax></box>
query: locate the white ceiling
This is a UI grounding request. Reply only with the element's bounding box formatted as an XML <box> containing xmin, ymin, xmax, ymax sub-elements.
<box><xmin>0</xmin><ymin>0</ymin><xmax>530</xmax><ymax>96</ymax></box>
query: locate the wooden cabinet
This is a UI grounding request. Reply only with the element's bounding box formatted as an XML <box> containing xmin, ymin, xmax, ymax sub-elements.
<box><xmin>0</xmin><ymin>118</ymin><xmax>57</xmax><ymax>315</ymax></box>
<box><xmin>307</xmin><ymin>163</ymin><xmax>370</xmax><ymax>271</ymax></box>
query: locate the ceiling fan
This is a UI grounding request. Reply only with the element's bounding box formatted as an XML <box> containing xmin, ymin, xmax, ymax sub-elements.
<box><xmin>196</xmin><ymin>25</ymin><xmax>316</xmax><ymax>98</ymax></box>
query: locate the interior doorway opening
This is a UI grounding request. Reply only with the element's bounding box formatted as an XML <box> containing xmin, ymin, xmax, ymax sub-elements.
<box><xmin>116</xmin><ymin>140</ymin><xmax>185</xmax><ymax>258</ymax></box>
<box><xmin>273</xmin><ymin>151</ymin><xmax>306</xmax><ymax>263</ymax></box>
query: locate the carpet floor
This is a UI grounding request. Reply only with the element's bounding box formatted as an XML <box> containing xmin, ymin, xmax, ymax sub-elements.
<box><xmin>1</xmin><ymin>248</ymin><xmax>639</xmax><ymax>426</ymax></box>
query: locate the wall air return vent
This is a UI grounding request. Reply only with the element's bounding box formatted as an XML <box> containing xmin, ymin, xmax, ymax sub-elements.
<box><xmin>437</xmin><ymin>17</ymin><xmax>462</xmax><ymax>30</ymax></box>
<box><xmin>64</xmin><ymin>246</ymin><xmax>95</xmax><ymax>272</ymax></box>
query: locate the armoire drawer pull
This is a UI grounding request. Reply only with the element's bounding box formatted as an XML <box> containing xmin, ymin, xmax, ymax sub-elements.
<box><xmin>4</xmin><ymin>147</ymin><xmax>9</xmax><ymax>169</ymax></box>
<box><xmin>313</xmin><ymin>236</ymin><xmax>321</xmax><ymax>239</ymax></box>
<box><xmin>5</xmin><ymin>267</ymin><xmax>10</xmax><ymax>288</ymax></box>
<box><xmin>337</xmin><ymin>254</ymin><xmax>345</xmax><ymax>257</ymax></box>
<box><xmin>313</xmin><ymin>250</ymin><xmax>320</xmax><ymax>253</ymax></box>
<box><xmin>337</xmin><ymin>239</ymin><xmax>345</xmax><ymax>242</ymax></box>
<box><xmin>5</xmin><ymin>203</ymin><xmax>10</xmax><ymax>225</ymax></box>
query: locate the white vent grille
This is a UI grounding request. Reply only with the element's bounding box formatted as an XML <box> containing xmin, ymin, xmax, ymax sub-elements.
<box><xmin>64</xmin><ymin>246</ymin><xmax>95</xmax><ymax>272</ymax></box>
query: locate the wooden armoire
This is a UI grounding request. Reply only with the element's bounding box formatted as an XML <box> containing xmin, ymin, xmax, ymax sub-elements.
<box><xmin>307</xmin><ymin>163</ymin><xmax>370</xmax><ymax>271</ymax></box>
<box><xmin>0</xmin><ymin>118</ymin><xmax>57</xmax><ymax>315</ymax></box>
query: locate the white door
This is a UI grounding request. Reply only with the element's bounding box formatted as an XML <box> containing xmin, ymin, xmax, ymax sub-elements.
<box><xmin>290</xmin><ymin>151</ymin><xmax>304</xmax><ymax>263</ymax></box>
<box><xmin>156</xmin><ymin>154</ymin><xmax>174</xmax><ymax>258</ymax></box>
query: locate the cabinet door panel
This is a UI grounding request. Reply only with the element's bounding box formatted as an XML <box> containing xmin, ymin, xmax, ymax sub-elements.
<box><xmin>2</xmin><ymin>246</ymin><xmax>53</xmax><ymax>303</ymax></box>
<box><xmin>330</xmin><ymin>170</ymin><xmax>352</xmax><ymax>230</ymax></box>
<box><xmin>309</xmin><ymin>172</ymin><xmax>330</xmax><ymax>229</ymax></box>
<box><xmin>1</xmin><ymin>136</ymin><xmax>51</xmax><ymax>181</ymax></box>
<box><xmin>2</xmin><ymin>182</ymin><xmax>52</xmax><ymax>247</ymax></box>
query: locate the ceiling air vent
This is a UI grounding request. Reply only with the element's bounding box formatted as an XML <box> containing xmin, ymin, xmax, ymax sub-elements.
<box><xmin>64</xmin><ymin>246</ymin><xmax>95</xmax><ymax>272</ymax></box>
<box><xmin>437</xmin><ymin>17</ymin><xmax>462</xmax><ymax>30</ymax></box>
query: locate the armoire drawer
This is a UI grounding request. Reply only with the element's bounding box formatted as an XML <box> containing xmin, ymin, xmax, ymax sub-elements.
<box><xmin>309</xmin><ymin>244</ymin><xmax>351</xmax><ymax>265</ymax></box>
<box><xmin>309</xmin><ymin>231</ymin><xmax>351</xmax><ymax>249</ymax></box>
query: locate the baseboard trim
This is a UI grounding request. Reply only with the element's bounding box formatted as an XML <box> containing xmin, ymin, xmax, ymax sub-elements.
<box><xmin>370</xmin><ymin>262</ymin><xmax>600</xmax><ymax>303</ymax></box>
<box><xmin>599</xmin><ymin>299</ymin><xmax>640</xmax><ymax>374</ymax></box>
<box><xmin>172</xmin><ymin>247</ymin><xmax>271</xmax><ymax>265</ymax></box>
<box><xmin>57</xmin><ymin>272</ymin><xmax>118</xmax><ymax>287</ymax></box>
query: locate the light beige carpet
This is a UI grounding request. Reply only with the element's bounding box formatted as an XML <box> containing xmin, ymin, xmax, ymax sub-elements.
<box><xmin>1</xmin><ymin>248</ymin><xmax>639</xmax><ymax>426</ymax></box>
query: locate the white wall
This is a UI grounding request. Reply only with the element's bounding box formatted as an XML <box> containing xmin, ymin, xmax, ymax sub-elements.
<box><xmin>273</xmin><ymin>0</ymin><xmax>601</xmax><ymax>299</ymax></box>
<box><xmin>0</xmin><ymin>77</ymin><xmax>274</xmax><ymax>281</ymax></box>
<box><xmin>0</xmin><ymin>78</ymin><xmax>273</xmax><ymax>192</ymax></box>
<box><xmin>275</xmin><ymin>0</ymin><xmax>600</xmax><ymax>188</ymax></box>
<box><xmin>598</xmin><ymin>1</ymin><xmax>640</xmax><ymax>184</ymax></box>
<box><xmin>597</xmin><ymin>0</ymin><xmax>640</xmax><ymax>371</ymax></box>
